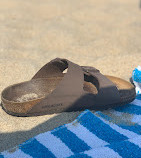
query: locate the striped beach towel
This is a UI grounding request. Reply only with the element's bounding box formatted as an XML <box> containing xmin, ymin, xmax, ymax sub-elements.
<box><xmin>1</xmin><ymin>97</ymin><xmax>141</xmax><ymax>158</ymax></box>
<box><xmin>1</xmin><ymin>68</ymin><xmax>141</xmax><ymax>158</ymax></box>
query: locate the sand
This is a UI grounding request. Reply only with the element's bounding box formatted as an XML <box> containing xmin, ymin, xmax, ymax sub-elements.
<box><xmin>0</xmin><ymin>0</ymin><xmax>141</xmax><ymax>152</ymax></box>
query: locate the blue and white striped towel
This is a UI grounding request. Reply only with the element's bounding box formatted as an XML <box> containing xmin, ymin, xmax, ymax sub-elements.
<box><xmin>1</xmin><ymin>97</ymin><xmax>141</xmax><ymax>158</ymax></box>
<box><xmin>1</xmin><ymin>68</ymin><xmax>141</xmax><ymax>158</ymax></box>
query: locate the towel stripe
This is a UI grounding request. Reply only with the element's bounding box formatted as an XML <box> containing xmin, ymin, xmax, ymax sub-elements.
<box><xmin>120</xmin><ymin>124</ymin><xmax>141</xmax><ymax>135</ymax></box>
<box><xmin>68</xmin><ymin>147</ymin><xmax>122</xmax><ymax>158</ymax></box>
<box><xmin>35</xmin><ymin>131</ymin><xmax>73</xmax><ymax>158</ymax></box>
<box><xmin>66</xmin><ymin>123</ymin><xmax>109</xmax><ymax>148</ymax></box>
<box><xmin>130</xmin><ymin>99</ymin><xmax>141</xmax><ymax>106</ymax></box>
<box><xmin>136</xmin><ymin>95</ymin><xmax>141</xmax><ymax>100</ymax></box>
<box><xmin>20</xmin><ymin>138</ymin><xmax>55</xmax><ymax>158</ymax></box>
<box><xmin>68</xmin><ymin>153</ymin><xmax>92</xmax><ymax>158</ymax></box>
<box><xmin>97</xmin><ymin>112</ymin><xmax>139</xmax><ymax>138</ymax></box>
<box><xmin>85</xmin><ymin>147</ymin><xmax>122</xmax><ymax>158</ymax></box>
<box><xmin>115</xmin><ymin>104</ymin><xmax>141</xmax><ymax>115</ymax></box>
<box><xmin>78</xmin><ymin>111</ymin><xmax>127</xmax><ymax>143</ymax></box>
<box><xmin>109</xmin><ymin>140</ymin><xmax>141</xmax><ymax>158</ymax></box>
<box><xmin>97</xmin><ymin>112</ymin><xmax>141</xmax><ymax>136</ymax></box>
<box><xmin>129</xmin><ymin>136</ymin><xmax>141</xmax><ymax>148</ymax></box>
<box><xmin>110</xmin><ymin>110</ymin><xmax>141</xmax><ymax>125</ymax></box>
<box><xmin>132</xmin><ymin>115</ymin><xmax>141</xmax><ymax>125</ymax></box>
<box><xmin>52</xmin><ymin>126</ymin><xmax>91</xmax><ymax>153</ymax></box>
<box><xmin>1</xmin><ymin>149</ymin><xmax>32</xmax><ymax>158</ymax></box>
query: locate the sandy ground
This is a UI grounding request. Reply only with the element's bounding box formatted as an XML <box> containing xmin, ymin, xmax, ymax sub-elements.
<box><xmin>0</xmin><ymin>0</ymin><xmax>141</xmax><ymax>152</ymax></box>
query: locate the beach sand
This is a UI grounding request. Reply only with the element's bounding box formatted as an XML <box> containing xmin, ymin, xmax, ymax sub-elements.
<box><xmin>0</xmin><ymin>0</ymin><xmax>141</xmax><ymax>152</ymax></box>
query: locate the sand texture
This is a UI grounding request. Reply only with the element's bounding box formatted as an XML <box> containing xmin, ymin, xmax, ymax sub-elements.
<box><xmin>0</xmin><ymin>0</ymin><xmax>141</xmax><ymax>152</ymax></box>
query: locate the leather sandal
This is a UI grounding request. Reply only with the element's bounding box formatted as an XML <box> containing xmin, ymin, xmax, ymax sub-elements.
<box><xmin>1</xmin><ymin>58</ymin><xmax>136</xmax><ymax>116</ymax></box>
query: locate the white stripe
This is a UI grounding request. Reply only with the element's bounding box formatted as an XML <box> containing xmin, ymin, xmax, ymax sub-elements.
<box><xmin>129</xmin><ymin>136</ymin><xmax>141</xmax><ymax>148</ymax></box>
<box><xmin>2</xmin><ymin>149</ymin><xmax>32</xmax><ymax>158</ymax></box>
<box><xmin>98</xmin><ymin>116</ymin><xmax>139</xmax><ymax>139</ymax></box>
<box><xmin>66</xmin><ymin>123</ymin><xmax>109</xmax><ymax>148</ymax></box>
<box><xmin>132</xmin><ymin>115</ymin><xmax>141</xmax><ymax>125</ymax></box>
<box><xmin>85</xmin><ymin>147</ymin><xmax>122</xmax><ymax>158</ymax></box>
<box><xmin>35</xmin><ymin>132</ymin><xmax>73</xmax><ymax>158</ymax></box>
<box><xmin>130</xmin><ymin>99</ymin><xmax>141</xmax><ymax>107</ymax></box>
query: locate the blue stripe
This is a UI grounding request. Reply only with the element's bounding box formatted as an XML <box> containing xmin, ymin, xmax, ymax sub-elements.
<box><xmin>136</xmin><ymin>95</ymin><xmax>141</xmax><ymax>100</ymax></box>
<box><xmin>52</xmin><ymin>126</ymin><xmax>90</xmax><ymax>153</ymax></box>
<box><xmin>68</xmin><ymin>153</ymin><xmax>92</xmax><ymax>158</ymax></box>
<box><xmin>120</xmin><ymin>124</ymin><xmax>141</xmax><ymax>135</ymax></box>
<box><xmin>109</xmin><ymin>140</ymin><xmax>141</xmax><ymax>158</ymax></box>
<box><xmin>78</xmin><ymin>111</ymin><xmax>127</xmax><ymax>143</ymax></box>
<box><xmin>114</xmin><ymin>104</ymin><xmax>141</xmax><ymax>115</ymax></box>
<box><xmin>97</xmin><ymin>112</ymin><xmax>141</xmax><ymax>135</ymax></box>
<box><xmin>20</xmin><ymin>138</ymin><xmax>55</xmax><ymax>158</ymax></box>
<box><xmin>0</xmin><ymin>155</ymin><xmax>4</xmax><ymax>158</ymax></box>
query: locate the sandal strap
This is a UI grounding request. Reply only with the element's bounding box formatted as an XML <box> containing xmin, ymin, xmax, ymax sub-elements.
<box><xmin>82</xmin><ymin>66</ymin><xmax>120</xmax><ymax>105</ymax></box>
<box><xmin>28</xmin><ymin>58</ymin><xmax>85</xmax><ymax>114</ymax></box>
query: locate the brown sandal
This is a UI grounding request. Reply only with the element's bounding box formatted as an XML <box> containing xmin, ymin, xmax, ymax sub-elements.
<box><xmin>1</xmin><ymin>58</ymin><xmax>136</xmax><ymax>116</ymax></box>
